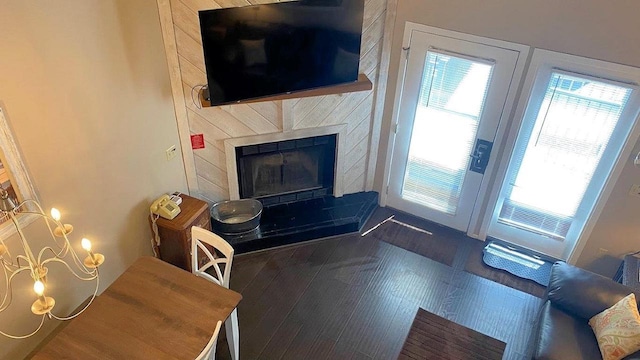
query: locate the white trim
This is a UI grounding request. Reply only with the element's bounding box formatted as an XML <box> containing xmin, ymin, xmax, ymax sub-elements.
<box><xmin>224</xmin><ymin>124</ymin><xmax>348</xmax><ymax>200</ymax></box>
<box><xmin>466</xmin><ymin>43</ymin><xmax>530</xmax><ymax>239</ymax></box>
<box><xmin>365</xmin><ymin>0</ymin><xmax>398</xmax><ymax>191</ymax></box>
<box><xmin>156</xmin><ymin>0</ymin><xmax>199</xmax><ymax>195</ymax></box>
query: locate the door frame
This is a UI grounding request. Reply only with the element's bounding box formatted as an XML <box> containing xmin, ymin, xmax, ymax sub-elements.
<box><xmin>380</xmin><ymin>22</ymin><xmax>530</xmax><ymax>237</ymax></box>
<box><xmin>480</xmin><ymin>49</ymin><xmax>640</xmax><ymax>262</ymax></box>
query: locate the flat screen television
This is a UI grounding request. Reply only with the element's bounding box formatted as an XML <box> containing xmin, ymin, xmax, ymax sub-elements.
<box><xmin>199</xmin><ymin>0</ymin><xmax>364</xmax><ymax>106</ymax></box>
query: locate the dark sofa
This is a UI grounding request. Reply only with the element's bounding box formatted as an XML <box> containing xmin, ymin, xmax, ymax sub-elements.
<box><xmin>532</xmin><ymin>262</ymin><xmax>640</xmax><ymax>359</ymax></box>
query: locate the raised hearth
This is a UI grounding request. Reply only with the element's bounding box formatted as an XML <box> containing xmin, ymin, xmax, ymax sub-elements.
<box><xmin>219</xmin><ymin>191</ymin><xmax>378</xmax><ymax>254</ymax></box>
<box><xmin>219</xmin><ymin>125</ymin><xmax>370</xmax><ymax>253</ymax></box>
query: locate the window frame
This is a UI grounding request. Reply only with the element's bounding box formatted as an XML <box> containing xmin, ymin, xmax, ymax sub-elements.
<box><xmin>480</xmin><ymin>49</ymin><xmax>640</xmax><ymax>261</ymax></box>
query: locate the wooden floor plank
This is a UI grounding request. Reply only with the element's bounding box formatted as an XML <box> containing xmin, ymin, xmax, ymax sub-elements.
<box><xmin>217</xmin><ymin>207</ymin><xmax>544</xmax><ymax>360</ymax></box>
<box><xmin>274</xmin><ymin>277</ymin><xmax>351</xmax><ymax>359</ymax></box>
<box><xmin>243</xmin><ymin>240</ymin><xmax>341</xmax><ymax>359</ymax></box>
<box><xmin>372</xmin><ymin>300</ymin><xmax>417</xmax><ymax>359</ymax></box>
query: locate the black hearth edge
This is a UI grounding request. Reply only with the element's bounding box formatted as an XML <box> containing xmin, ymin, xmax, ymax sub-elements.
<box><xmin>217</xmin><ymin>191</ymin><xmax>378</xmax><ymax>254</ymax></box>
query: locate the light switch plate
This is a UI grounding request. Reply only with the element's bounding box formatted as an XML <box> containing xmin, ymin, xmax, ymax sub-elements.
<box><xmin>166</xmin><ymin>145</ymin><xmax>177</xmax><ymax>161</ymax></box>
<box><xmin>629</xmin><ymin>184</ymin><xmax>640</xmax><ymax>198</ymax></box>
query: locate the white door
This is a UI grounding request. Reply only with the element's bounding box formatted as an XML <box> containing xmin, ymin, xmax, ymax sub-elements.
<box><xmin>487</xmin><ymin>50</ymin><xmax>640</xmax><ymax>260</ymax></box>
<box><xmin>386</xmin><ymin>24</ymin><xmax>528</xmax><ymax>232</ymax></box>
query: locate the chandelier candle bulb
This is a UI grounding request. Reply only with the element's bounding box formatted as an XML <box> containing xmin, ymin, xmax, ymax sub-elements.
<box><xmin>81</xmin><ymin>238</ymin><xmax>92</xmax><ymax>252</ymax></box>
<box><xmin>33</xmin><ymin>281</ymin><xmax>45</xmax><ymax>302</ymax></box>
<box><xmin>51</xmin><ymin>208</ymin><xmax>74</xmax><ymax>237</ymax></box>
<box><xmin>50</xmin><ymin>208</ymin><xmax>60</xmax><ymax>221</ymax></box>
<box><xmin>82</xmin><ymin>238</ymin><xmax>96</xmax><ymax>262</ymax></box>
<box><xmin>81</xmin><ymin>238</ymin><xmax>104</xmax><ymax>268</ymax></box>
<box><xmin>31</xmin><ymin>280</ymin><xmax>55</xmax><ymax>315</ymax></box>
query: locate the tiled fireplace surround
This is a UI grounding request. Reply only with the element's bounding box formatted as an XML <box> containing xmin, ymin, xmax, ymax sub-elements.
<box><xmin>221</xmin><ymin>125</ymin><xmax>377</xmax><ymax>253</ymax></box>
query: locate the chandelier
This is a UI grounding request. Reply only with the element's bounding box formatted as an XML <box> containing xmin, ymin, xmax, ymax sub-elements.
<box><xmin>0</xmin><ymin>188</ymin><xmax>104</xmax><ymax>338</ymax></box>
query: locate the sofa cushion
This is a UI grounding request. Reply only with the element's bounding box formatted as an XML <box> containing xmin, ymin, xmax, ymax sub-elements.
<box><xmin>589</xmin><ymin>293</ymin><xmax>640</xmax><ymax>360</ymax></box>
<box><xmin>534</xmin><ymin>301</ymin><xmax>603</xmax><ymax>360</ymax></box>
<box><xmin>547</xmin><ymin>262</ymin><xmax>640</xmax><ymax>319</ymax></box>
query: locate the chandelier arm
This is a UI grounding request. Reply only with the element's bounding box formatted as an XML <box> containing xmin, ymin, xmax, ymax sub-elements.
<box><xmin>68</xmin><ymin>244</ymin><xmax>92</xmax><ymax>273</ymax></box>
<box><xmin>38</xmin><ymin>245</ymin><xmax>66</xmax><ymax>262</ymax></box>
<box><xmin>0</xmin><ymin>275</ymin><xmax>11</xmax><ymax>312</ymax></box>
<box><xmin>39</xmin><ymin>248</ymin><xmax>95</xmax><ymax>277</ymax></box>
<box><xmin>1</xmin><ymin>256</ymin><xmax>18</xmax><ymax>272</ymax></box>
<box><xmin>32</xmin><ymin>211</ymin><xmax>69</xmax><ymax>253</ymax></box>
<box><xmin>49</xmin><ymin>270</ymin><xmax>99</xmax><ymax>321</ymax></box>
<box><xmin>0</xmin><ymin>236</ymin><xmax>13</xmax><ymax>263</ymax></box>
<box><xmin>8</xmin><ymin>212</ymin><xmax>40</xmax><ymax>281</ymax></box>
<box><xmin>13</xmin><ymin>211</ymin><xmax>42</xmax><ymax>216</ymax></box>
<box><xmin>0</xmin><ymin>266</ymin><xmax>13</xmax><ymax>312</ymax></box>
<box><xmin>20</xmin><ymin>202</ymin><xmax>68</xmax><ymax>252</ymax></box>
<box><xmin>15</xmin><ymin>255</ymin><xmax>32</xmax><ymax>270</ymax></box>
<box><xmin>21</xmin><ymin>199</ymin><xmax>43</xmax><ymax>213</ymax></box>
<box><xmin>0</xmin><ymin>268</ymin><xmax>9</xmax><ymax>312</ymax></box>
<box><xmin>48</xmin><ymin>222</ymin><xmax>88</xmax><ymax>272</ymax></box>
<box><xmin>0</xmin><ymin>266</ymin><xmax>31</xmax><ymax>312</ymax></box>
<box><xmin>24</xmin><ymin>205</ymin><xmax>86</xmax><ymax>272</ymax></box>
<box><xmin>58</xmin><ymin>242</ymin><xmax>93</xmax><ymax>275</ymax></box>
<box><xmin>0</xmin><ymin>315</ymin><xmax>46</xmax><ymax>339</ymax></box>
<box><xmin>40</xmin><ymin>258</ymin><xmax>97</xmax><ymax>281</ymax></box>
<box><xmin>50</xmin><ymin>223</ymin><xmax>72</xmax><ymax>255</ymax></box>
<box><xmin>20</xmin><ymin>202</ymin><xmax>90</xmax><ymax>274</ymax></box>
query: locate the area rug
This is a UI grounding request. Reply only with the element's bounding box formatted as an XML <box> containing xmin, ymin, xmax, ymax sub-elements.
<box><xmin>363</xmin><ymin>219</ymin><xmax>458</xmax><ymax>267</ymax></box>
<box><xmin>398</xmin><ymin>308</ymin><xmax>506</xmax><ymax>360</ymax></box>
<box><xmin>464</xmin><ymin>241</ymin><xmax>547</xmax><ymax>298</ymax></box>
<box><xmin>482</xmin><ymin>242</ymin><xmax>553</xmax><ymax>286</ymax></box>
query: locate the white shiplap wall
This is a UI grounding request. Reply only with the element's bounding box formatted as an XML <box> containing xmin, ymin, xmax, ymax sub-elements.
<box><xmin>158</xmin><ymin>0</ymin><xmax>388</xmax><ymax>204</ymax></box>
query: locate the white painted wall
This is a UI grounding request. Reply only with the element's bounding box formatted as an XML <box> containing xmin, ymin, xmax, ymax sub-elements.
<box><xmin>0</xmin><ymin>0</ymin><xmax>187</xmax><ymax>357</ymax></box>
<box><xmin>374</xmin><ymin>0</ymin><xmax>640</xmax><ymax>276</ymax></box>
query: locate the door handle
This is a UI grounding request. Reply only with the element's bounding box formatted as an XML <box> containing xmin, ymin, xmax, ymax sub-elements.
<box><xmin>469</xmin><ymin>139</ymin><xmax>493</xmax><ymax>174</ymax></box>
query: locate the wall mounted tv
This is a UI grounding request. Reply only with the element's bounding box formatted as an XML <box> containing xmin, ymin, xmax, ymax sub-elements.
<box><xmin>199</xmin><ymin>0</ymin><xmax>364</xmax><ymax>106</ymax></box>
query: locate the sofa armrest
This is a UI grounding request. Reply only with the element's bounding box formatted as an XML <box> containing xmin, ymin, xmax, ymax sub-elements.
<box><xmin>547</xmin><ymin>262</ymin><xmax>638</xmax><ymax>319</ymax></box>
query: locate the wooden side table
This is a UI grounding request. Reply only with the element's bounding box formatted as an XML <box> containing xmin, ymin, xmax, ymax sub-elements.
<box><xmin>153</xmin><ymin>194</ymin><xmax>211</xmax><ymax>272</ymax></box>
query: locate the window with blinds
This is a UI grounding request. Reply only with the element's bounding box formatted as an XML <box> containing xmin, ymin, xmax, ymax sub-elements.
<box><xmin>497</xmin><ymin>71</ymin><xmax>632</xmax><ymax>239</ymax></box>
<box><xmin>401</xmin><ymin>51</ymin><xmax>494</xmax><ymax>214</ymax></box>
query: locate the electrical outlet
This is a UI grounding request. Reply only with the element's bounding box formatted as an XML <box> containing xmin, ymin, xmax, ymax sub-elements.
<box><xmin>629</xmin><ymin>184</ymin><xmax>640</xmax><ymax>198</ymax></box>
<box><xmin>166</xmin><ymin>145</ymin><xmax>177</xmax><ymax>161</ymax></box>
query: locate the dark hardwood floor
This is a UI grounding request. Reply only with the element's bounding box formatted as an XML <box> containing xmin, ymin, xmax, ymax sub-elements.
<box><xmin>216</xmin><ymin>207</ymin><xmax>544</xmax><ymax>360</ymax></box>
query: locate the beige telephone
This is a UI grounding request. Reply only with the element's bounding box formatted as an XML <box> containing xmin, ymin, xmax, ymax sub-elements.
<box><xmin>150</xmin><ymin>194</ymin><xmax>181</xmax><ymax>220</ymax></box>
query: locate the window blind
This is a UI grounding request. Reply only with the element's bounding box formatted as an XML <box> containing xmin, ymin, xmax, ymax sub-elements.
<box><xmin>498</xmin><ymin>72</ymin><xmax>632</xmax><ymax>238</ymax></box>
<box><xmin>402</xmin><ymin>51</ymin><xmax>493</xmax><ymax>214</ymax></box>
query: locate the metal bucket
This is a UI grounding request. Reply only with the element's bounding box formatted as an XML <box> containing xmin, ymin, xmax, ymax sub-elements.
<box><xmin>210</xmin><ymin>199</ymin><xmax>263</xmax><ymax>234</ymax></box>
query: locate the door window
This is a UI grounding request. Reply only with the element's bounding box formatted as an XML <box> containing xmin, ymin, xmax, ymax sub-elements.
<box><xmin>402</xmin><ymin>51</ymin><xmax>493</xmax><ymax>214</ymax></box>
<box><xmin>498</xmin><ymin>72</ymin><xmax>632</xmax><ymax>239</ymax></box>
<box><xmin>487</xmin><ymin>49</ymin><xmax>640</xmax><ymax>259</ymax></box>
<box><xmin>384</xmin><ymin>23</ymin><xmax>529</xmax><ymax>232</ymax></box>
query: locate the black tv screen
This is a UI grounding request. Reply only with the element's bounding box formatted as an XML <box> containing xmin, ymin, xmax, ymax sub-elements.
<box><xmin>199</xmin><ymin>0</ymin><xmax>364</xmax><ymax>106</ymax></box>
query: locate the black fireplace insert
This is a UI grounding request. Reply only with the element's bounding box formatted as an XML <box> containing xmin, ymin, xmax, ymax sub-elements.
<box><xmin>236</xmin><ymin>134</ymin><xmax>336</xmax><ymax>206</ymax></box>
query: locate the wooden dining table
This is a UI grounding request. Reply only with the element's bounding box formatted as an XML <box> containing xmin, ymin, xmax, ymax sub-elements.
<box><xmin>30</xmin><ymin>256</ymin><xmax>242</xmax><ymax>360</ymax></box>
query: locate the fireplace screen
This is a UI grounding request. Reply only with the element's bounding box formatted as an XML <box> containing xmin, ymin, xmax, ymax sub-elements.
<box><xmin>236</xmin><ymin>135</ymin><xmax>336</xmax><ymax>203</ymax></box>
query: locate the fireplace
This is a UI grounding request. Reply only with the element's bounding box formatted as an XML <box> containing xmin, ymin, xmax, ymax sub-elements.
<box><xmin>220</xmin><ymin>125</ymin><xmax>378</xmax><ymax>254</ymax></box>
<box><xmin>236</xmin><ymin>135</ymin><xmax>336</xmax><ymax>206</ymax></box>
<box><xmin>224</xmin><ymin>124</ymin><xmax>347</xmax><ymax>202</ymax></box>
